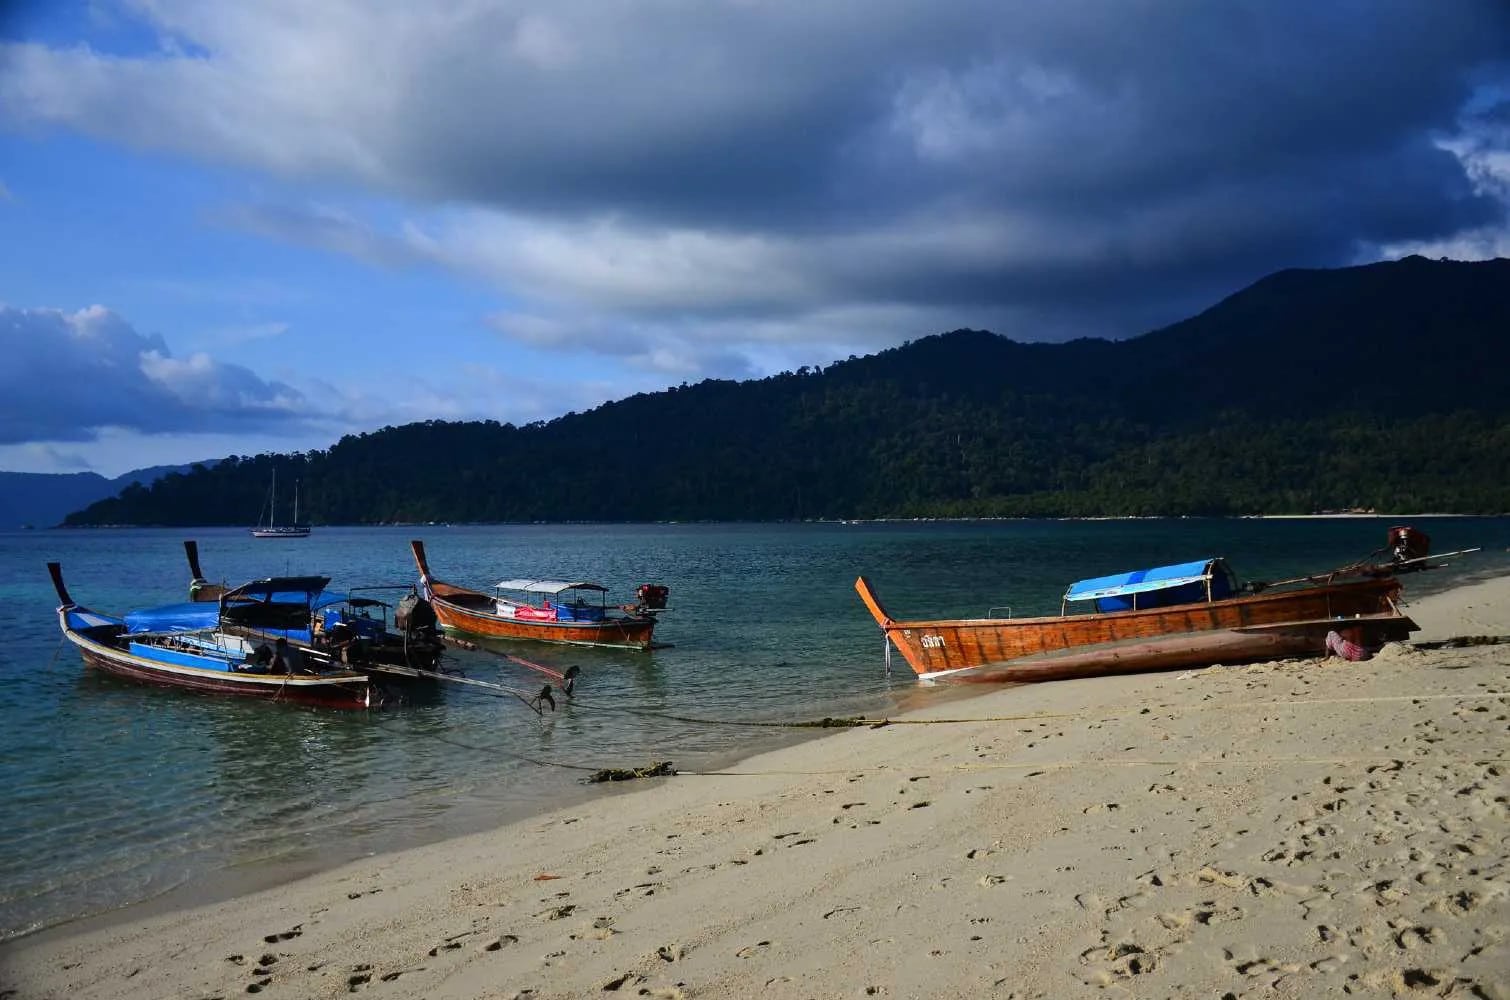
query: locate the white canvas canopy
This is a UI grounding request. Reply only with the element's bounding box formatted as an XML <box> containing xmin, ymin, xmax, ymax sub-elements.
<box><xmin>494</xmin><ymin>579</ymin><xmax>609</xmax><ymax>595</ymax></box>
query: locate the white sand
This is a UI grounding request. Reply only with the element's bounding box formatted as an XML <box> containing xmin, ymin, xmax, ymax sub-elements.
<box><xmin>3</xmin><ymin>578</ymin><xmax>1507</xmax><ymax>999</ymax></box>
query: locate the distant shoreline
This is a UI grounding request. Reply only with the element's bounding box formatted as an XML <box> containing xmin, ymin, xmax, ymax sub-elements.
<box><xmin>42</xmin><ymin>510</ymin><xmax>1508</xmax><ymax>530</ymax></box>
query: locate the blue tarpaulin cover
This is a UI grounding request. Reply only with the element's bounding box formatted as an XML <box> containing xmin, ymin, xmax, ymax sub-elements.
<box><xmin>124</xmin><ymin>602</ymin><xmax>219</xmax><ymax>634</ymax></box>
<box><xmin>125</xmin><ymin>591</ymin><xmax>349</xmax><ymax>635</ymax></box>
<box><xmin>1064</xmin><ymin>559</ymin><xmax>1217</xmax><ymax>603</ymax></box>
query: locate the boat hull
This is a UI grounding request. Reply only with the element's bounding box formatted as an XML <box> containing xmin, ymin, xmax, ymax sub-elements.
<box><xmin>855</xmin><ymin>575</ymin><xmax>1415</xmax><ymax>684</ymax></box>
<box><xmin>64</xmin><ymin>617</ymin><xmax>371</xmax><ymax>710</ymax></box>
<box><xmin>426</xmin><ymin>585</ymin><xmax>657</xmax><ymax>649</ymax></box>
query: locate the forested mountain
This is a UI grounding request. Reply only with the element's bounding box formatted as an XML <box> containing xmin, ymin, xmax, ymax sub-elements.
<box><xmin>66</xmin><ymin>256</ymin><xmax>1510</xmax><ymax>525</ymax></box>
<box><xmin>1</xmin><ymin>462</ymin><xmax>215</xmax><ymax>528</ymax></box>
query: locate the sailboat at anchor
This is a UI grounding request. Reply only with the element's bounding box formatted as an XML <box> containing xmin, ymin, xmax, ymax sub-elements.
<box><xmin>251</xmin><ymin>468</ymin><xmax>312</xmax><ymax>539</ymax></box>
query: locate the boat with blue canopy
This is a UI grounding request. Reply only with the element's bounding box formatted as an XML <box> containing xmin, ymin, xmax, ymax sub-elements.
<box><xmin>856</xmin><ymin>528</ymin><xmax>1436</xmax><ymax>685</ymax></box>
<box><xmin>49</xmin><ymin>562</ymin><xmax>372</xmax><ymax>709</ymax></box>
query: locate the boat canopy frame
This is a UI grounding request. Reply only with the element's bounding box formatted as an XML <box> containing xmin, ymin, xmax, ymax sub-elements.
<box><xmin>494</xmin><ymin>579</ymin><xmax>610</xmax><ymax>597</ymax></box>
<box><xmin>1062</xmin><ymin>558</ymin><xmax>1238</xmax><ymax>614</ymax></box>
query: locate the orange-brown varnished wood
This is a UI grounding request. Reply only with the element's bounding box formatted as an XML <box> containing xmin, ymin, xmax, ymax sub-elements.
<box><xmin>854</xmin><ymin>575</ymin><xmax>1414</xmax><ymax>682</ymax></box>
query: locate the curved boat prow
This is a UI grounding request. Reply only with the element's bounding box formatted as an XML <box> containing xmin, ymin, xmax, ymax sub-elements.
<box><xmin>853</xmin><ymin>576</ymin><xmax>895</xmax><ymax>627</ymax></box>
<box><xmin>184</xmin><ymin>540</ymin><xmax>228</xmax><ymax>601</ymax></box>
<box><xmin>410</xmin><ymin>539</ymin><xmax>432</xmax><ymax>581</ymax></box>
<box><xmin>185</xmin><ymin>539</ymin><xmax>206</xmax><ymax>581</ymax></box>
<box><xmin>48</xmin><ymin>561</ymin><xmax>75</xmax><ymax>608</ymax></box>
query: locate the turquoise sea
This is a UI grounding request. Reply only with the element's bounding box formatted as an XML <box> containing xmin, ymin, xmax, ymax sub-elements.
<box><xmin>2</xmin><ymin>518</ymin><xmax>1507</xmax><ymax>940</ymax></box>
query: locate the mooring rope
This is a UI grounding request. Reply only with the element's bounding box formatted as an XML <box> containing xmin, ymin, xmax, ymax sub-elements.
<box><xmin>364</xmin><ymin>632</ymin><xmax>1510</xmax><ymax>780</ymax></box>
<box><xmin>561</xmin><ymin>689</ymin><xmax>1506</xmax><ymax>731</ymax></box>
<box><xmin>680</xmin><ymin>753</ymin><xmax>1510</xmax><ymax>779</ymax></box>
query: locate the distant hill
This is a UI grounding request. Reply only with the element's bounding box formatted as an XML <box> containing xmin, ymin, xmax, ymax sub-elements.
<box><xmin>2</xmin><ymin>463</ymin><xmax>217</xmax><ymax>528</ymax></box>
<box><xmin>66</xmin><ymin>256</ymin><xmax>1510</xmax><ymax>524</ymax></box>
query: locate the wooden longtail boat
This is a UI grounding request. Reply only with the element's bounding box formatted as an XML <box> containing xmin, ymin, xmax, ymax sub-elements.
<box><xmin>410</xmin><ymin>540</ymin><xmax>667</xmax><ymax>650</ymax></box>
<box><xmin>855</xmin><ymin>554</ymin><xmax>1418</xmax><ymax>684</ymax></box>
<box><xmin>49</xmin><ymin>563</ymin><xmax>371</xmax><ymax>709</ymax></box>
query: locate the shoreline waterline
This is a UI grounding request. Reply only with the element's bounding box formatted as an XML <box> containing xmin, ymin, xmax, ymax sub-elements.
<box><xmin>3</xmin><ymin>520</ymin><xmax>1505</xmax><ymax>959</ymax></box>
<box><xmin>4</xmin><ymin>574</ymin><xmax>1503</xmax><ymax>953</ymax></box>
<box><xmin>4</xmin><ymin>574</ymin><xmax>1505</xmax><ymax>998</ymax></box>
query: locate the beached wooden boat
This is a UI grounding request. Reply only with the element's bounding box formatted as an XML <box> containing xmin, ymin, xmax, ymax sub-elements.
<box><xmin>855</xmin><ymin>554</ymin><xmax>1418</xmax><ymax>684</ymax></box>
<box><xmin>49</xmin><ymin>563</ymin><xmax>372</xmax><ymax>709</ymax></box>
<box><xmin>410</xmin><ymin>540</ymin><xmax>667</xmax><ymax>649</ymax></box>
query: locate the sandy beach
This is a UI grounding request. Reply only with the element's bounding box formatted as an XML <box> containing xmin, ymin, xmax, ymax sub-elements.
<box><xmin>3</xmin><ymin>576</ymin><xmax>1506</xmax><ymax>1000</ymax></box>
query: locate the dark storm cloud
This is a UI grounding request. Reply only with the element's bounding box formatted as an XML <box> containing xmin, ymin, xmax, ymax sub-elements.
<box><xmin>0</xmin><ymin>305</ymin><xmax>312</xmax><ymax>443</ymax></box>
<box><xmin>3</xmin><ymin>0</ymin><xmax>1507</xmax><ymax>357</ymax></box>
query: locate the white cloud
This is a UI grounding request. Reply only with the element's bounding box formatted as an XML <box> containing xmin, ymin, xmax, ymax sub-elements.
<box><xmin>1370</xmin><ymin>91</ymin><xmax>1510</xmax><ymax>262</ymax></box>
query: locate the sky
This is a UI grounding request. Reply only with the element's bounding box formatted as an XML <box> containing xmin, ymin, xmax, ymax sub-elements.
<box><xmin>0</xmin><ymin>1</ymin><xmax>1506</xmax><ymax>476</ymax></box>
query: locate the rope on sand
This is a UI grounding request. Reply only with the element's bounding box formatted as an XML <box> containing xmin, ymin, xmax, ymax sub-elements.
<box><xmin>679</xmin><ymin>754</ymin><xmax>1510</xmax><ymax>778</ymax></box>
<box><xmin>1410</xmin><ymin>634</ymin><xmax>1510</xmax><ymax>650</ymax></box>
<box><xmin>569</xmin><ymin>689</ymin><xmax>1506</xmax><ymax>732</ymax></box>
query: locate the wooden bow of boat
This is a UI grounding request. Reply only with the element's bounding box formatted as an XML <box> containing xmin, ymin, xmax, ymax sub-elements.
<box><xmin>48</xmin><ymin>560</ymin><xmax>74</xmax><ymax>609</ymax></box>
<box><xmin>185</xmin><ymin>540</ymin><xmax>228</xmax><ymax>602</ymax></box>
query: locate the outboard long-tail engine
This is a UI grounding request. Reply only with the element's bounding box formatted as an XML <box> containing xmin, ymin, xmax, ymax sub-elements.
<box><xmin>394</xmin><ymin>589</ymin><xmax>446</xmax><ymax>670</ymax></box>
<box><xmin>396</xmin><ymin>590</ymin><xmax>439</xmax><ymax>633</ymax></box>
<box><xmin>1387</xmin><ymin>525</ymin><xmax>1431</xmax><ymax>566</ymax></box>
<box><xmin>636</xmin><ymin>583</ymin><xmax>670</xmax><ymax>611</ymax></box>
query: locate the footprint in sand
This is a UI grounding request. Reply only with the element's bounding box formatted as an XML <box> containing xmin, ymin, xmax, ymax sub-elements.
<box><xmin>1078</xmin><ymin>942</ymin><xmax>1158</xmax><ymax>985</ymax></box>
<box><xmin>736</xmin><ymin>940</ymin><xmax>774</xmax><ymax>959</ymax></box>
<box><xmin>429</xmin><ymin>930</ymin><xmax>479</xmax><ymax>955</ymax></box>
<box><xmin>262</xmin><ymin>925</ymin><xmax>302</xmax><ymax>943</ymax></box>
<box><xmin>600</xmin><ymin>971</ymin><xmax>645</xmax><ymax>992</ymax></box>
<box><xmin>483</xmin><ymin>935</ymin><xmax>519</xmax><ymax>952</ymax></box>
<box><xmin>576</xmin><ymin>916</ymin><xmax>618</xmax><ymax>941</ymax></box>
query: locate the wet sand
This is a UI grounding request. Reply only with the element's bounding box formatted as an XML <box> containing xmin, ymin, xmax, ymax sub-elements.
<box><xmin>3</xmin><ymin>577</ymin><xmax>1507</xmax><ymax>999</ymax></box>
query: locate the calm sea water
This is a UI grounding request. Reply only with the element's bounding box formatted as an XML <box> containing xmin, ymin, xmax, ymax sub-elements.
<box><xmin>2</xmin><ymin>518</ymin><xmax>1507</xmax><ymax>939</ymax></box>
